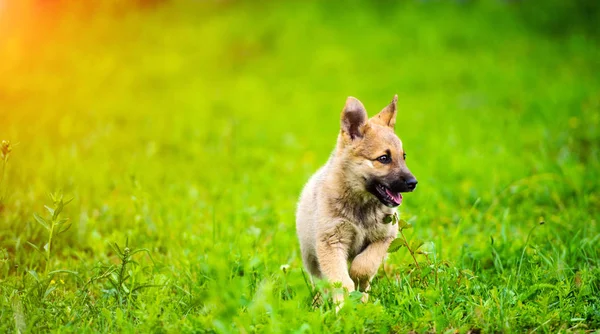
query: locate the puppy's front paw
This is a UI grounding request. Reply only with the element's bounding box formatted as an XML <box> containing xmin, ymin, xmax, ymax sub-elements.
<box><xmin>331</xmin><ymin>279</ymin><xmax>355</xmax><ymax>312</ymax></box>
<box><xmin>333</xmin><ymin>292</ymin><xmax>345</xmax><ymax>313</ymax></box>
<box><xmin>361</xmin><ymin>292</ymin><xmax>369</xmax><ymax>303</ymax></box>
<box><xmin>350</xmin><ymin>255</ymin><xmax>378</xmax><ymax>283</ymax></box>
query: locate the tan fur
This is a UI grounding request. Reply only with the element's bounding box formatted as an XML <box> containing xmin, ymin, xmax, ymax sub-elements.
<box><xmin>296</xmin><ymin>95</ymin><xmax>416</xmax><ymax>306</ymax></box>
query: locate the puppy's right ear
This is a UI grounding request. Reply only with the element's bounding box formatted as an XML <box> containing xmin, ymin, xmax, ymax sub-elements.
<box><xmin>341</xmin><ymin>97</ymin><xmax>368</xmax><ymax>140</ymax></box>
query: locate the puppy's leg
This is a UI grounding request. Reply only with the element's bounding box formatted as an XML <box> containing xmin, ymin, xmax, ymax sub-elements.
<box><xmin>349</xmin><ymin>236</ymin><xmax>395</xmax><ymax>300</ymax></box>
<box><xmin>316</xmin><ymin>221</ymin><xmax>356</xmax><ymax>307</ymax></box>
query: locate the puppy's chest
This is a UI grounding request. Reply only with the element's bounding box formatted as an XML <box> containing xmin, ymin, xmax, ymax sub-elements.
<box><xmin>348</xmin><ymin>214</ymin><xmax>395</xmax><ymax>258</ymax></box>
<box><xmin>330</xmin><ymin>194</ymin><xmax>397</xmax><ymax>257</ymax></box>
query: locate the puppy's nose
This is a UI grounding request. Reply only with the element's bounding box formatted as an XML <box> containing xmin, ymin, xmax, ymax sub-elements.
<box><xmin>405</xmin><ymin>177</ymin><xmax>418</xmax><ymax>190</ymax></box>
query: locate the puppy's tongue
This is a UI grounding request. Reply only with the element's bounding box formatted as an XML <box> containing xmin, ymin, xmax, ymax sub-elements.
<box><xmin>385</xmin><ymin>188</ymin><xmax>403</xmax><ymax>205</ymax></box>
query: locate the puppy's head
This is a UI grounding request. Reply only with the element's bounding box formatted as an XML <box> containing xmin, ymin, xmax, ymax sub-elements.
<box><xmin>338</xmin><ymin>95</ymin><xmax>417</xmax><ymax>207</ymax></box>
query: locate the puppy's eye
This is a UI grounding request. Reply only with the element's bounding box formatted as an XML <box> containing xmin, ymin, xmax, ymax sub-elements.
<box><xmin>403</xmin><ymin>153</ymin><xmax>407</xmax><ymax>160</ymax></box>
<box><xmin>377</xmin><ymin>154</ymin><xmax>391</xmax><ymax>164</ymax></box>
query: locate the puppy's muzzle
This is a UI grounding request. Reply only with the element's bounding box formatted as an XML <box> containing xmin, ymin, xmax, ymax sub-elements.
<box><xmin>389</xmin><ymin>175</ymin><xmax>418</xmax><ymax>192</ymax></box>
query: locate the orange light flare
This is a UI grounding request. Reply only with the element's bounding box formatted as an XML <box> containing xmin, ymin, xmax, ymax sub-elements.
<box><xmin>0</xmin><ymin>0</ymin><xmax>72</xmax><ymax>129</ymax></box>
<box><xmin>0</xmin><ymin>0</ymin><xmax>70</xmax><ymax>71</ymax></box>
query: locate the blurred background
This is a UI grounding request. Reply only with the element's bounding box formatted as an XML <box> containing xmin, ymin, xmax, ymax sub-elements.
<box><xmin>0</xmin><ymin>0</ymin><xmax>599</xmax><ymax>331</ymax></box>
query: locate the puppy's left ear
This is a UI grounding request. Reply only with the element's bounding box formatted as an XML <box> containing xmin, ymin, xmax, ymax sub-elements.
<box><xmin>371</xmin><ymin>94</ymin><xmax>398</xmax><ymax>129</ymax></box>
<box><xmin>341</xmin><ymin>97</ymin><xmax>369</xmax><ymax>140</ymax></box>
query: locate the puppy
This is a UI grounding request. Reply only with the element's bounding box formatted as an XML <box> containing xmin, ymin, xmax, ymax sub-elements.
<box><xmin>296</xmin><ymin>95</ymin><xmax>417</xmax><ymax>305</ymax></box>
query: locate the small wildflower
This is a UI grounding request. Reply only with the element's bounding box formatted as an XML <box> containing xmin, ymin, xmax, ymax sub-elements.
<box><xmin>0</xmin><ymin>140</ymin><xmax>12</xmax><ymax>161</ymax></box>
<box><xmin>50</xmin><ymin>279</ymin><xmax>56</xmax><ymax>285</ymax></box>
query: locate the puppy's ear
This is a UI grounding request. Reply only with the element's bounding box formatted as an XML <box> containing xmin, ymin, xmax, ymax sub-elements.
<box><xmin>341</xmin><ymin>97</ymin><xmax>368</xmax><ymax>140</ymax></box>
<box><xmin>371</xmin><ymin>94</ymin><xmax>398</xmax><ymax>129</ymax></box>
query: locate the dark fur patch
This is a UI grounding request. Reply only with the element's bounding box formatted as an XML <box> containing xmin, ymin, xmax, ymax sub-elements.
<box><xmin>328</xmin><ymin>189</ymin><xmax>382</xmax><ymax>227</ymax></box>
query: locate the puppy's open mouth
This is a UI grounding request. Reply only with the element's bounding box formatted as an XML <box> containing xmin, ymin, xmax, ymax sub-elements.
<box><xmin>374</xmin><ymin>183</ymin><xmax>402</xmax><ymax>207</ymax></box>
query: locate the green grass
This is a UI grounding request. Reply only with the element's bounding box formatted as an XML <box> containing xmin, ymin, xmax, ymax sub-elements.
<box><xmin>1</xmin><ymin>0</ymin><xmax>599</xmax><ymax>332</ymax></box>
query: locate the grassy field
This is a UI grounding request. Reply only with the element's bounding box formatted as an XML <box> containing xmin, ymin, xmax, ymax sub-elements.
<box><xmin>1</xmin><ymin>1</ymin><xmax>599</xmax><ymax>332</ymax></box>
